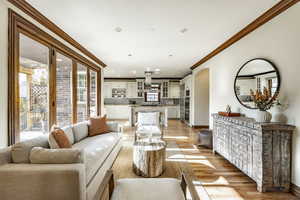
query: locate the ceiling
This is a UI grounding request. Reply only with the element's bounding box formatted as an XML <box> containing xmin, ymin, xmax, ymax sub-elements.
<box><xmin>26</xmin><ymin>0</ymin><xmax>280</xmax><ymax>78</ymax></box>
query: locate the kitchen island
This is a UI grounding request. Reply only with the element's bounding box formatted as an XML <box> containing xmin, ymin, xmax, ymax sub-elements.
<box><xmin>129</xmin><ymin>105</ymin><xmax>168</xmax><ymax>127</ymax></box>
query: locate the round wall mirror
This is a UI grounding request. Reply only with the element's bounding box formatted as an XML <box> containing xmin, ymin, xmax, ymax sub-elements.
<box><xmin>234</xmin><ymin>58</ymin><xmax>280</xmax><ymax>109</ymax></box>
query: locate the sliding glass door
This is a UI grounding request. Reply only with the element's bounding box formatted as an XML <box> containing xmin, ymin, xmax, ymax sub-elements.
<box><xmin>56</xmin><ymin>52</ymin><xmax>73</xmax><ymax>127</ymax></box>
<box><xmin>77</xmin><ymin>63</ymin><xmax>88</xmax><ymax>122</ymax></box>
<box><xmin>19</xmin><ymin>33</ymin><xmax>50</xmax><ymax>141</ymax></box>
<box><xmin>89</xmin><ymin>70</ymin><xmax>98</xmax><ymax>117</ymax></box>
<box><xmin>9</xmin><ymin>11</ymin><xmax>102</xmax><ymax>144</ymax></box>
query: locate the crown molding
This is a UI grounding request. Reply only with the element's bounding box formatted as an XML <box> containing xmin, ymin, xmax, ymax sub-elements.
<box><xmin>7</xmin><ymin>0</ymin><xmax>107</xmax><ymax>67</ymax></box>
<box><xmin>191</xmin><ymin>0</ymin><xmax>300</xmax><ymax>70</ymax></box>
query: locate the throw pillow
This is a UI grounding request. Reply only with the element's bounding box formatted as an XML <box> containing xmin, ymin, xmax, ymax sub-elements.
<box><xmin>48</xmin><ymin>125</ymin><xmax>72</xmax><ymax>149</ymax></box>
<box><xmin>88</xmin><ymin>115</ymin><xmax>110</xmax><ymax>136</ymax></box>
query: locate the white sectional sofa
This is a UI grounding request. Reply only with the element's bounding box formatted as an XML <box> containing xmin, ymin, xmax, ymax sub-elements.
<box><xmin>0</xmin><ymin>121</ymin><xmax>122</xmax><ymax>200</ymax></box>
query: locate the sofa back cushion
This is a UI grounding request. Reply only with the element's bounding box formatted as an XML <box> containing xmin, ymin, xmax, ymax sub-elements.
<box><xmin>73</xmin><ymin>121</ymin><xmax>89</xmax><ymax>142</ymax></box>
<box><xmin>30</xmin><ymin>147</ymin><xmax>84</xmax><ymax>164</ymax></box>
<box><xmin>11</xmin><ymin>136</ymin><xmax>49</xmax><ymax>163</ymax></box>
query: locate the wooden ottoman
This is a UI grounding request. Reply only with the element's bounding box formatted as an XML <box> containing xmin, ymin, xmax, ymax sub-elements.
<box><xmin>132</xmin><ymin>138</ymin><xmax>166</xmax><ymax>177</ymax></box>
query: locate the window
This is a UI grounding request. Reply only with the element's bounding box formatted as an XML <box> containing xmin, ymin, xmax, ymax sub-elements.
<box><xmin>8</xmin><ymin>11</ymin><xmax>102</xmax><ymax>144</ymax></box>
<box><xmin>90</xmin><ymin>70</ymin><xmax>98</xmax><ymax>117</ymax></box>
<box><xmin>146</xmin><ymin>92</ymin><xmax>160</xmax><ymax>102</ymax></box>
<box><xmin>56</xmin><ymin>53</ymin><xmax>73</xmax><ymax>127</ymax></box>
<box><xmin>19</xmin><ymin>34</ymin><xmax>50</xmax><ymax>141</ymax></box>
<box><xmin>77</xmin><ymin>64</ymin><xmax>88</xmax><ymax>122</ymax></box>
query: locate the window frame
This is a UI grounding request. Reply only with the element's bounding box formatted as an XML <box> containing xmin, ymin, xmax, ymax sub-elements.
<box><xmin>8</xmin><ymin>10</ymin><xmax>102</xmax><ymax>145</ymax></box>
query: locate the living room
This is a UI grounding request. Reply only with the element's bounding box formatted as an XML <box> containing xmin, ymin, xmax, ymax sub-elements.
<box><xmin>1</xmin><ymin>0</ymin><xmax>300</xmax><ymax>200</ymax></box>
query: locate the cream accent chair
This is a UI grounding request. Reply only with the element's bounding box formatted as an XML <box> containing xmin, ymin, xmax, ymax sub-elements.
<box><xmin>135</xmin><ymin>112</ymin><xmax>163</xmax><ymax>141</ymax></box>
<box><xmin>97</xmin><ymin>170</ymin><xmax>200</xmax><ymax>200</ymax></box>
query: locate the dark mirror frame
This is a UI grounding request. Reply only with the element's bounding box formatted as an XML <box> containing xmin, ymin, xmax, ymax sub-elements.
<box><xmin>234</xmin><ymin>58</ymin><xmax>281</xmax><ymax>110</ymax></box>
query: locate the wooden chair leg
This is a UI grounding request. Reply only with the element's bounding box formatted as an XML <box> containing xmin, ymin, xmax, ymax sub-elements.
<box><xmin>98</xmin><ymin>170</ymin><xmax>114</xmax><ymax>200</ymax></box>
<box><xmin>180</xmin><ymin>171</ymin><xmax>200</xmax><ymax>200</ymax></box>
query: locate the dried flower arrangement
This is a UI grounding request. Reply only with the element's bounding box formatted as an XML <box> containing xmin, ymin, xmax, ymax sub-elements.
<box><xmin>250</xmin><ymin>87</ymin><xmax>275</xmax><ymax>111</ymax></box>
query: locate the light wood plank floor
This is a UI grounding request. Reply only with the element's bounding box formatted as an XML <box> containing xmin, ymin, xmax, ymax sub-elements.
<box><xmin>112</xmin><ymin>120</ymin><xmax>299</xmax><ymax>200</ymax></box>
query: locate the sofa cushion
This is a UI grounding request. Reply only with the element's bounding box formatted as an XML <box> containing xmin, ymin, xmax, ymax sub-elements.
<box><xmin>30</xmin><ymin>147</ymin><xmax>84</xmax><ymax>164</ymax></box>
<box><xmin>72</xmin><ymin>132</ymin><xmax>121</xmax><ymax>184</ymax></box>
<box><xmin>62</xmin><ymin>125</ymin><xmax>75</xmax><ymax>145</ymax></box>
<box><xmin>73</xmin><ymin>121</ymin><xmax>89</xmax><ymax>142</ymax></box>
<box><xmin>107</xmin><ymin>121</ymin><xmax>120</xmax><ymax>133</ymax></box>
<box><xmin>88</xmin><ymin>115</ymin><xmax>110</xmax><ymax>137</ymax></box>
<box><xmin>111</xmin><ymin>178</ymin><xmax>185</xmax><ymax>200</ymax></box>
<box><xmin>11</xmin><ymin>136</ymin><xmax>49</xmax><ymax>163</ymax></box>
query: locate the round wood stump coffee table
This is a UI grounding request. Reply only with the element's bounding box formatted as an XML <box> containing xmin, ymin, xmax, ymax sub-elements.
<box><xmin>133</xmin><ymin>138</ymin><xmax>166</xmax><ymax>177</ymax></box>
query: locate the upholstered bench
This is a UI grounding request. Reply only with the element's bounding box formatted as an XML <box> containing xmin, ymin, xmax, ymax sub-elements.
<box><xmin>98</xmin><ymin>170</ymin><xmax>200</xmax><ymax>200</ymax></box>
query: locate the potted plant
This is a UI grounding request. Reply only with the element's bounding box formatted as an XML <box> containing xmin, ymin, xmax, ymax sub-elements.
<box><xmin>250</xmin><ymin>87</ymin><xmax>275</xmax><ymax>123</ymax></box>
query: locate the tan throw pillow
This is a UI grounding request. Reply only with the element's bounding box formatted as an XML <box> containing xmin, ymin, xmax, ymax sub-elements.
<box><xmin>49</xmin><ymin>126</ymin><xmax>72</xmax><ymax>148</ymax></box>
<box><xmin>89</xmin><ymin>115</ymin><xmax>110</xmax><ymax>136</ymax></box>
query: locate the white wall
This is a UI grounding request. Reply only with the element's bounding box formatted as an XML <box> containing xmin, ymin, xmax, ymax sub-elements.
<box><xmin>193</xmin><ymin>69</ymin><xmax>209</xmax><ymax>126</ymax></box>
<box><xmin>194</xmin><ymin>3</ymin><xmax>300</xmax><ymax>186</ymax></box>
<box><xmin>0</xmin><ymin>0</ymin><xmax>104</xmax><ymax>147</ymax></box>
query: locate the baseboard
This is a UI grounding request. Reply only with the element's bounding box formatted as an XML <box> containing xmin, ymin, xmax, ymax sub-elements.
<box><xmin>291</xmin><ymin>183</ymin><xmax>300</xmax><ymax>197</ymax></box>
<box><xmin>192</xmin><ymin>125</ymin><xmax>209</xmax><ymax>129</ymax></box>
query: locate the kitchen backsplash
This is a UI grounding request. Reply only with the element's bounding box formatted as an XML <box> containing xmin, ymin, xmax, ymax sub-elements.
<box><xmin>104</xmin><ymin>98</ymin><xmax>180</xmax><ymax>105</ymax></box>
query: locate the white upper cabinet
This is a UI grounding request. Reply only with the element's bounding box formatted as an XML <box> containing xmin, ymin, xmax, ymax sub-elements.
<box><xmin>104</xmin><ymin>82</ymin><xmax>112</xmax><ymax>98</ymax></box>
<box><xmin>127</xmin><ymin>82</ymin><xmax>137</xmax><ymax>98</ymax></box>
<box><xmin>170</xmin><ymin>82</ymin><xmax>180</xmax><ymax>98</ymax></box>
<box><xmin>161</xmin><ymin>81</ymin><xmax>169</xmax><ymax>98</ymax></box>
<box><xmin>136</xmin><ymin>80</ymin><xmax>144</xmax><ymax>98</ymax></box>
<box><xmin>111</xmin><ymin>82</ymin><xmax>127</xmax><ymax>89</ymax></box>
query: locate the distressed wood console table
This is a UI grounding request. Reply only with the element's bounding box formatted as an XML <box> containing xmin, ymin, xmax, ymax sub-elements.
<box><xmin>212</xmin><ymin>114</ymin><xmax>295</xmax><ymax>192</ymax></box>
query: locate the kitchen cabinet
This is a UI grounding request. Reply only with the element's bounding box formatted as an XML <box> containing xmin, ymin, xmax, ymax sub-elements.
<box><xmin>161</xmin><ymin>81</ymin><xmax>169</xmax><ymax>98</ymax></box>
<box><xmin>169</xmin><ymin>82</ymin><xmax>180</xmax><ymax>98</ymax></box>
<box><xmin>111</xmin><ymin>82</ymin><xmax>127</xmax><ymax>89</ymax></box>
<box><xmin>127</xmin><ymin>82</ymin><xmax>137</xmax><ymax>98</ymax></box>
<box><xmin>104</xmin><ymin>82</ymin><xmax>112</xmax><ymax>98</ymax></box>
<box><xmin>137</xmin><ymin>80</ymin><xmax>144</xmax><ymax>98</ymax></box>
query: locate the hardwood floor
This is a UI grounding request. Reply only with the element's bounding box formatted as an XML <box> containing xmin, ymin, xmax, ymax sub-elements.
<box><xmin>112</xmin><ymin>120</ymin><xmax>299</xmax><ymax>200</ymax></box>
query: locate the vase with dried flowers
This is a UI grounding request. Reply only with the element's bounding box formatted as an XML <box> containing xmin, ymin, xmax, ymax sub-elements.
<box><xmin>250</xmin><ymin>87</ymin><xmax>275</xmax><ymax>122</ymax></box>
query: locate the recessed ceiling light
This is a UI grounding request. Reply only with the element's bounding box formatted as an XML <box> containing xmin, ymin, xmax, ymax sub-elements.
<box><xmin>155</xmin><ymin>69</ymin><xmax>160</xmax><ymax>72</ymax></box>
<box><xmin>56</xmin><ymin>58</ymin><xmax>63</xmax><ymax>62</ymax></box>
<box><xmin>115</xmin><ymin>27</ymin><xmax>122</xmax><ymax>32</ymax></box>
<box><xmin>180</xmin><ymin>28</ymin><xmax>188</xmax><ymax>33</ymax></box>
